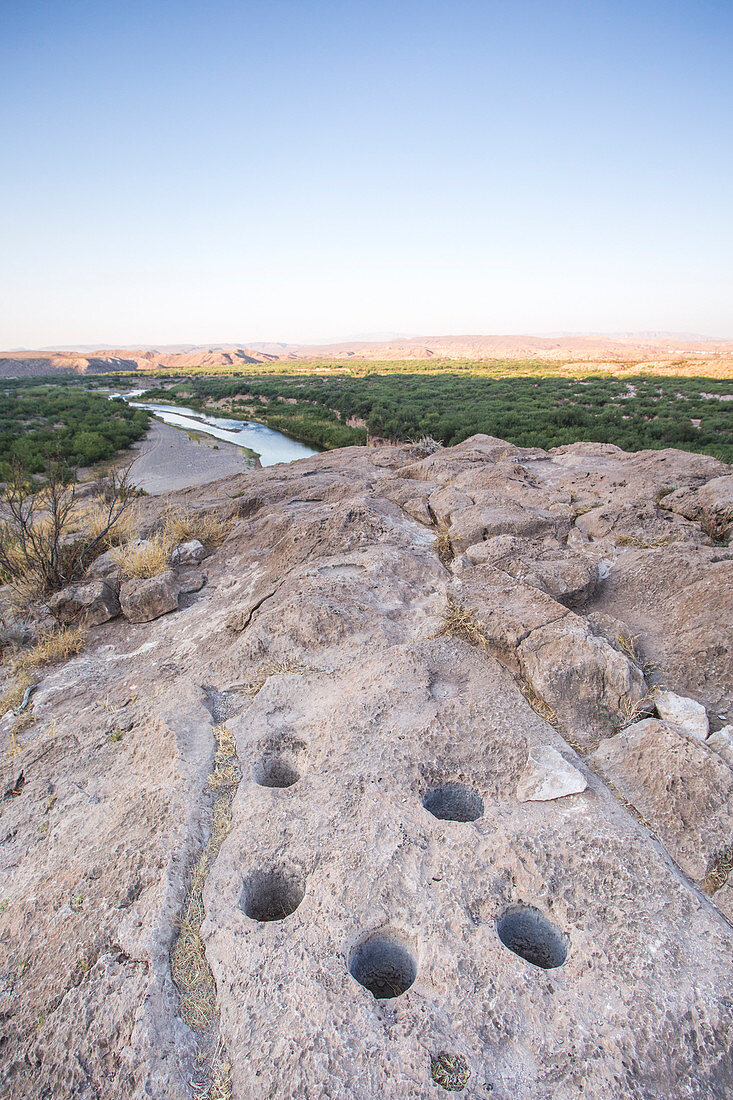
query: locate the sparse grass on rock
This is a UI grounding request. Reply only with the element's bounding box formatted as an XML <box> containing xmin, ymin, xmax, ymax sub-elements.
<box><xmin>162</xmin><ymin>507</ymin><xmax>230</xmax><ymax>550</ymax></box>
<box><xmin>437</xmin><ymin>599</ymin><xmax>487</xmax><ymax>647</ymax></box>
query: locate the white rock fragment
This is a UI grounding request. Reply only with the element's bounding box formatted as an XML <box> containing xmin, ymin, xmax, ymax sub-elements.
<box><xmin>707</xmin><ymin>725</ymin><xmax>733</xmax><ymax>768</ymax></box>
<box><xmin>654</xmin><ymin>690</ymin><xmax>709</xmax><ymax>740</ymax></box>
<box><xmin>516</xmin><ymin>745</ymin><xmax>588</xmax><ymax>802</ymax></box>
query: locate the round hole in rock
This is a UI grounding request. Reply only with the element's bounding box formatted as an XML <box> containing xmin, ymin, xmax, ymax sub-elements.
<box><xmin>496</xmin><ymin>905</ymin><xmax>567</xmax><ymax>969</ymax></box>
<box><xmin>241</xmin><ymin>868</ymin><xmax>305</xmax><ymax>922</ymax></box>
<box><xmin>423</xmin><ymin>782</ymin><xmax>484</xmax><ymax>822</ymax></box>
<box><xmin>253</xmin><ymin>753</ymin><xmax>300</xmax><ymax>788</ymax></box>
<box><xmin>349</xmin><ymin>932</ymin><xmax>417</xmax><ymax>999</ymax></box>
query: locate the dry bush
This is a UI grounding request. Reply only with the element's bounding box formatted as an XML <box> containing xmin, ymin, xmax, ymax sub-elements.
<box><xmin>409</xmin><ymin>435</ymin><xmax>443</xmax><ymax>458</ymax></box>
<box><xmin>162</xmin><ymin>507</ymin><xmax>230</xmax><ymax>550</ymax></box>
<box><xmin>112</xmin><ymin>535</ymin><xmax>170</xmax><ymax>579</ymax></box>
<box><xmin>0</xmin><ymin>460</ymin><xmax>138</xmax><ymax>602</ymax></box>
<box><xmin>74</xmin><ymin>497</ymin><xmax>139</xmax><ymax>548</ymax></box>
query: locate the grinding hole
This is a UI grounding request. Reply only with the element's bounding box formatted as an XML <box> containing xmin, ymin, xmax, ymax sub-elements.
<box><xmin>496</xmin><ymin>905</ymin><xmax>567</xmax><ymax>968</ymax></box>
<box><xmin>349</xmin><ymin>933</ymin><xmax>417</xmax><ymax>999</ymax></box>
<box><xmin>253</xmin><ymin>752</ymin><xmax>300</xmax><ymax>788</ymax></box>
<box><xmin>241</xmin><ymin>868</ymin><xmax>305</xmax><ymax>922</ymax></box>
<box><xmin>423</xmin><ymin>783</ymin><xmax>484</xmax><ymax>822</ymax></box>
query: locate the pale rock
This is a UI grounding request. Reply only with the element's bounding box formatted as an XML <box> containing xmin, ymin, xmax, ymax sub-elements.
<box><xmin>654</xmin><ymin>689</ymin><xmax>709</xmax><ymax>740</ymax></box>
<box><xmin>707</xmin><ymin>725</ymin><xmax>733</xmax><ymax>768</ymax></box>
<box><xmin>516</xmin><ymin>745</ymin><xmax>587</xmax><ymax>801</ymax></box>
<box><xmin>170</xmin><ymin>539</ymin><xmax>207</xmax><ymax>566</ymax></box>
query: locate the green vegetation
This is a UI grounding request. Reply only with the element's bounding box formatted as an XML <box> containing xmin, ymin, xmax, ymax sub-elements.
<box><xmin>138</xmin><ymin>372</ymin><xmax>733</xmax><ymax>462</ymax></box>
<box><xmin>2</xmin><ymin>366</ymin><xmax>731</xmax><ymax>468</ymax></box>
<box><xmin>0</xmin><ymin>377</ymin><xmax>149</xmax><ymax>477</ymax></box>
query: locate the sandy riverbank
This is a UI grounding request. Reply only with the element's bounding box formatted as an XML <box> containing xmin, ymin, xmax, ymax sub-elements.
<box><xmin>126</xmin><ymin>419</ymin><xmax>258</xmax><ymax>494</ymax></box>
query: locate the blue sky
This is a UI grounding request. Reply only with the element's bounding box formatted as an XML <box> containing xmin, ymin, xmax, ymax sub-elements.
<box><xmin>2</xmin><ymin>0</ymin><xmax>732</xmax><ymax>345</ymax></box>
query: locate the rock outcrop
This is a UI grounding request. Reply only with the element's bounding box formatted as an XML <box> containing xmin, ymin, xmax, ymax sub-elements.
<box><xmin>1</xmin><ymin>434</ymin><xmax>732</xmax><ymax>1099</ymax></box>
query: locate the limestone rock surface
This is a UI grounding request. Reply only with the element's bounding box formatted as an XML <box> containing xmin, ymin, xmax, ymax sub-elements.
<box><xmin>2</xmin><ymin>433</ymin><xmax>733</xmax><ymax>1100</ymax></box>
<box><xmin>593</xmin><ymin>718</ymin><xmax>733</xmax><ymax>890</ymax></box>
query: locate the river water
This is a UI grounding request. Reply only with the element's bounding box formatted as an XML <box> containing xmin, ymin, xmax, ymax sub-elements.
<box><xmin>115</xmin><ymin>392</ymin><xmax>319</xmax><ymax>467</ymax></box>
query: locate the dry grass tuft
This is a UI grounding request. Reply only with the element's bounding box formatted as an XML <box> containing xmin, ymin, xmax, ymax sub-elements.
<box><xmin>433</xmin><ymin>524</ymin><xmax>454</xmax><ymax>566</ymax></box>
<box><xmin>74</xmin><ymin>498</ymin><xmax>139</xmax><ymax>549</ymax></box>
<box><xmin>703</xmin><ymin>843</ymin><xmax>733</xmax><ymax>894</ymax></box>
<box><xmin>1</xmin><ymin>625</ymin><xmax>86</xmax><ymax>754</ymax></box>
<box><xmin>615</xmin><ymin>630</ymin><xmax>664</xmax><ymax>686</ymax></box>
<box><xmin>701</xmin><ymin>508</ymin><xmax>732</xmax><ymax>545</ymax></box>
<box><xmin>232</xmin><ymin>657</ymin><xmax>316</xmax><ymax>697</ymax></box>
<box><xmin>615</xmin><ymin>629</ymin><xmax>640</xmax><ymax>662</ymax></box>
<box><xmin>616</xmin><ymin>694</ymin><xmax>655</xmax><ymax>729</ymax></box>
<box><xmin>16</xmin><ymin>624</ymin><xmax>87</xmax><ymax>671</ymax></box>
<box><xmin>616</xmin><ymin>533</ymin><xmax>676</xmax><ymax>549</ymax></box>
<box><xmin>436</xmin><ymin>599</ymin><xmax>487</xmax><ymax>648</ymax></box>
<box><xmin>171</xmin><ymin>724</ymin><xmax>240</xmax><ymax>1036</ymax></box>
<box><xmin>430</xmin><ymin>1051</ymin><xmax>471</xmax><ymax>1092</ymax></box>
<box><xmin>112</xmin><ymin>535</ymin><xmax>169</xmax><ymax>579</ymax></box>
<box><xmin>0</xmin><ymin>669</ymin><xmax>34</xmax><ymax>715</ymax></box>
<box><xmin>518</xmin><ymin>677</ymin><xmax>559</xmax><ymax>729</ymax></box>
<box><xmin>163</xmin><ymin>507</ymin><xmax>230</xmax><ymax>550</ymax></box>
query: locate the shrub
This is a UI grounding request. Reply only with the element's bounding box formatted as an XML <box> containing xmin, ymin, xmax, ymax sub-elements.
<box><xmin>0</xmin><ymin>459</ymin><xmax>138</xmax><ymax>601</ymax></box>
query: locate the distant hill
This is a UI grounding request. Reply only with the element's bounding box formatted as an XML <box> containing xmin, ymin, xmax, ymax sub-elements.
<box><xmin>2</xmin><ymin>333</ymin><xmax>733</xmax><ymax>377</ymax></box>
<box><xmin>0</xmin><ymin>347</ymin><xmax>276</xmax><ymax>378</ymax></box>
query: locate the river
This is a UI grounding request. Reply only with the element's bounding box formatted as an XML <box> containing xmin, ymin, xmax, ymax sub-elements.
<box><xmin>115</xmin><ymin>392</ymin><xmax>319</xmax><ymax>467</ymax></box>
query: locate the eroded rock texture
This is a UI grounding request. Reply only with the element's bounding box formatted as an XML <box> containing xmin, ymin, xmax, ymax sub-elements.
<box><xmin>1</xmin><ymin>435</ymin><xmax>732</xmax><ymax>1099</ymax></box>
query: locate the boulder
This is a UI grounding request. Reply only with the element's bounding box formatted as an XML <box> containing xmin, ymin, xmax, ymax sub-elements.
<box><xmin>169</xmin><ymin>539</ymin><xmax>207</xmax><ymax>566</ymax></box>
<box><xmin>48</xmin><ymin>579</ymin><xmax>120</xmax><ymax>626</ymax></box>
<box><xmin>516</xmin><ymin>745</ymin><xmax>587</xmax><ymax>801</ymax></box>
<box><xmin>502</xmin><ymin>554</ymin><xmax>598</xmax><ymax>608</ymax></box>
<box><xmin>119</xmin><ymin>570</ymin><xmax>181</xmax><ymax>623</ymax></box>
<box><xmin>86</xmin><ymin>548</ymin><xmax>120</xmax><ymax>579</ymax></box>
<box><xmin>654</xmin><ymin>689</ymin><xmax>709</xmax><ymax>740</ymax></box>
<box><xmin>517</xmin><ymin>614</ymin><xmax>647</xmax><ymax>742</ymax></box>
<box><xmin>593</xmin><ymin>718</ymin><xmax>733</xmax><ymax>885</ymax></box>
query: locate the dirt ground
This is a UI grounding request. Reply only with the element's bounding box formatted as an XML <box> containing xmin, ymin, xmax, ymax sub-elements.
<box><xmin>125</xmin><ymin>419</ymin><xmax>258</xmax><ymax>494</ymax></box>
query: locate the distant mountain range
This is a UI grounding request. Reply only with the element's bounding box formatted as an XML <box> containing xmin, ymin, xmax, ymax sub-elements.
<box><xmin>2</xmin><ymin>333</ymin><xmax>733</xmax><ymax>377</ymax></box>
